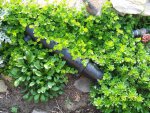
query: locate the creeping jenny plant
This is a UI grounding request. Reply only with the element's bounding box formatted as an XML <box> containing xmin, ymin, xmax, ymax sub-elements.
<box><xmin>0</xmin><ymin>0</ymin><xmax>149</xmax><ymax>112</ymax></box>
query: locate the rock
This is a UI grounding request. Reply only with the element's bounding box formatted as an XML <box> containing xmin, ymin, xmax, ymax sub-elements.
<box><xmin>0</xmin><ymin>111</ymin><xmax>8</xmax><ymax>113</ymax></box>
<box><xmin>111</xmin><ymin>0</ymin><xmax>150</xmax><ymax>16</ymax></box>
<box><xmin>32</xmin><ymin>109</ymin><xmax>47</xmax><ymax>113</ymax></box>
<box><xmin>64</xmin><ymin>101</ymin><xmax>75</xmax><ymax>111</ymax></box>
<box><xmin>144</xmin><ymin>3</ymin><xmax>150</xmax><ymax>16</ymax></box>
<box><xmin>84</xmin><ymin>0</ymin><xmax>106</xmax><ymax>16</ymax></box>
<box><xmin>74</xmin><ymin>92</ymin><xmax>80</xmax><ymax>102</ymax></box>
<box><xmin>0</xmin><ymin>80</ymin><xmax>7</xmax><ymax>93</ymax></box>
<box><xmin>65</xmin><ymin>0</ymin><xmax>84</xmax><ymax>10</ymax></box>
<box><xmin>74</xmin><ymin>77</ymin><xmax>91</xmax><ymax>93</ymax></box>
<box><xmin>63</xmin><ymin>99</ymin><xmax>87</xmax><ymax>112</ymax></box>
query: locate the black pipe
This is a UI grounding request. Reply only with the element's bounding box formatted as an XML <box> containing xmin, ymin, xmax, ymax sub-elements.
<box><xmin>133</xmin><ymin>28</ymin><xmax>150</xmax><ymax>38</ymax></box>
<box><xmin>25</xmin><ymin>27</ymin><xmax>103</xmax><ymax>80</ymax></box>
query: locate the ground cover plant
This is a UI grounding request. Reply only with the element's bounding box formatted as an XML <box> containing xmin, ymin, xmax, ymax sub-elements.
<box><xmin>0</xmin><ymin>0</ymin><xmax>150</xmax><ymax>112</ymax></box>
<box><xmin>0</xmin><ymin>0</ymin><xmax>77</xmax><ymax>103</ymax></box>
<box><xmin>7</xmin><ymin>43</ymin><xmax>76</xmax><ymax>103</ymax></box>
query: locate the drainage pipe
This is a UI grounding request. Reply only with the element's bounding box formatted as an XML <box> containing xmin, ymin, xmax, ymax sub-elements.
<box><xmin>133</xmin><ymin>28</ymin><xmax>150</xmax><ymax>38</ymax></box>
<box><xmin>25</xmin><ymin>27</ymin><xmax>103</xmax><ymax>80</ymax></box>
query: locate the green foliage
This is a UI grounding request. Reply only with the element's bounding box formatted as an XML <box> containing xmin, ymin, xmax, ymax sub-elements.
<box><xmin>0</xmin><ymin>0</ymin><xmax>78</xmax><ymax>103</ymax></box>
<box><xmin>1</xmin><ymin>0</ymin><xmax>150</xmax><ymax>112</ymax></box>
<box><xmin>6</xmin><ymin>43</ymin><xmax>76</xmax><ymax>102</ymax></box>
<box><xmin>145</xmin><ymin>42</ymin><xmax>150</xmax><ymax>53</ymax></box>
<box><xmin>10</xmin><ymin>106</ymin><xmax>18</xmax><ymax>113</ymax></box>
<box><xmin>88</xmin><ymin>3</ymin><xmax>150</xmax><ymax>113</ymax></box>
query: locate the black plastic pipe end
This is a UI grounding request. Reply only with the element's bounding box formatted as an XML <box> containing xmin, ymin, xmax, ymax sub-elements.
<box><xmin>133</xmin><ymin>28</ymin><xmax>150</xmax><ymax>38</ymax></box>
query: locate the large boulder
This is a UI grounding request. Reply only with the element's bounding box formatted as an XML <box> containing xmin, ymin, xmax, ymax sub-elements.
<box><xmin>111</xmin><ymin>0</ymin><xmax>150</xmax><ymax>16</ymax></box>
<box><xmin>144</xmin><ymin>3</ymin><xmax>150</xmax><ymax>16</ymax></box>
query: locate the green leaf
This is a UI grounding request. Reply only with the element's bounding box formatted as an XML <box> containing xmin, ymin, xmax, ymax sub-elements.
<box><xmin>21</xmin><ymin>67</ymin><xmax>27</xmax><ymax>72</ymax></box>
<box><xmin>11</xmin><ymin>106</ymin><xmax>18</xmax><ymax>113</ymax></box>
<box><xmin>16</xmin><ymin>59</ymin><xmax>25</xmax><ymax>67</ymax></box>
<box><xmin>25</xmin><ymin>51</ymin><xmax>35</xmax><ymax>63</ymax></box>
<box><xmin>34</xmin><ymin>94</ymin><xmax>40</xmax><ymax>103</ymax></box>
<box><xmin>18</xmin><ymin>77</ymin><xmax>25</xmax><ymax>81</ymax></box>
<box><xmin>94</xmin><ymin>98</ymin><xmax>102</xmax><ymax>106</ymax></box>
<box><xmin>29</xmin><ymin>82</ymin><xmax>35</xmax><ymax>87</ymax></box>
<box><xmin>34</xmin><ymin>61</ymin><xmax>41</xmax><ymax>70</ymax></box>
<box><xmin>37</xmin><ymin>52</ymin><xmax>46</xmax><ymax>59</ymax></box>
<box><xmin>48</xmin><ymin>82</ymin><xmax>55</xmax><ymax>88</ymax></box>
<box><xmin>52</xmin><ymin>86</ymin><xmax>59</xmax><ymax>91</ymax></box>
<box><xmin>27</xmin><ymin>96</ymin><xmax>33</xmax><ymax>102</ymax></box>
<box><xmin>47</xmin><ymin>70</ymin><xmax>54</xmax><ymax>76</ymax></box>
<box><xmin>23</xmin><ymin>93</ymin><xmax>29</xmax><ymax>100</ymax></box>
<box><xmin>44</xmin><ymin>63</ymin><xmax>49</xmax><ymax>70</ymax></box>
<box><xmin>33</xmin><ymin>69</ymin><xmax>42</xmax><ymax>77</ymax></box>
<box><xmin>10</xmin><ymin>68</ymin><xmax>19</xmax><ymax>76</ymax></box>
<box><xmin>37</xmin><ymin>87</ymin><xmax>47</xmax><ymax>93</ymax></box>
<box><xmin>29</xmin><ymin>90</ymin><xmax>35</xmax><ymax>96</ymax></box>
<box><xmin>47</xmin><ymin>76</ymin><xmax>52</xmax><ymax>80</ymax></box>
<box><xmin>40</xmin><ymin>94</ymin><xmax>47</xmax><ymax>102</ymax></box>
<box><xmin>14</xmin><ymin>79</ymin><xmax>20</xmax><ymax>87</ymax></box>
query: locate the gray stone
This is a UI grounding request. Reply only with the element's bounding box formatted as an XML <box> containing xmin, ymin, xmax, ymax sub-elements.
<box><xmin>144</xmin><ymin>3</ymin><xmax>150</xmax><ymax>16</ymax></box>
<box><xmin>84</xmin><ymin>0</ymin><xmax>106</xmax><ymax>16</ymax></box>
<box><xmin>0</xmin><ymin>111</ymin><xmax>8</xmax><ymax>113</ymax></box>
<box><xmin>111</xmin><ymin>0</ymin><xmax>150</xmax><ymax>16</ymax></box>
<box><xmin>74</xmin><ymin>77</ymin><xmax>91</xmax><ymax>93</ymax></box>
<box><xmin>0</xmin><ymin>80</ymin><xmax>7</xmax><ymax>93</ymax></box>
<box><xmin>63</xmin><ymin>99</ymin><xmax>87</xmax><ymax>112</ymax></box>
<box><xmin>64</xmin><ymin>101</ymin><xmax>75</xmax><ymax>111</ymax></box>
<box><xmin>32</xmin><ymin>109</ymin><xmax>47</xmax><ymax>113</ymax></box>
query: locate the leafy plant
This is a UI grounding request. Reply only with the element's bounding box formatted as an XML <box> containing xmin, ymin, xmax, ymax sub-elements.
<box><xmin>88</xmin><ymin>2</ymin><xmax>150</xmax><ymax>113</ymax></box>
<box><xmin>1</xmin><ymin>0</ymin><xmax>150</xmax><ymax>112</ymax></box>
<box><xmin>6</xmin><ymin>43</ymin><xmax>76</xmax><ymax>102</ymax></box>
<box><xmin>145</xmin><ymin>42</ymin><xmax>150</xmax><ymax>53</ymax></box>
<box><xmin>10</xmin><ymin>106</ymin><xmax>18</xmax><ymax>113</ymax></box>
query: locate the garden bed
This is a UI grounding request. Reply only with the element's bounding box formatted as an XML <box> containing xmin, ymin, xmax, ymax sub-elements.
<box><xmin>0</xmin><ymin>75</ymin><xmax>99</xmax><ymax>113</ymax></box>
<box><xmin>0</xmin><ymin>1</ymin><xmax>150</xmax><ymax>113</ymax></box>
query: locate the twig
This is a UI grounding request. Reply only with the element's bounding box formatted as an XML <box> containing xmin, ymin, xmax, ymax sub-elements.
<box><xmin>55</xmin><ymin>99</ymin><xmax>64</xmax><ymax>113</ymax></box>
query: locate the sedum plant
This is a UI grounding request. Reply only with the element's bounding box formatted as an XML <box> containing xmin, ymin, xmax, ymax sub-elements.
<box><xmin>1</xmin><ymin>0</ymin><xmax>150</xmax><ymax>111</ymax></box>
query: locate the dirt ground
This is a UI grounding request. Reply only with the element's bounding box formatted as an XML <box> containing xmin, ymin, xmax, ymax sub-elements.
<box><xmin>0</xmin><ymin>75</ymin><xmax>100</xmax><ymax>113</ymax></box>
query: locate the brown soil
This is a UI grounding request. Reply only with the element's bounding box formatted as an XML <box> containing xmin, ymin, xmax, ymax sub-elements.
<box><xmin>0</xmin><ymin>75</ymin><xmax>100</xmax><ymax>113</ymax></box>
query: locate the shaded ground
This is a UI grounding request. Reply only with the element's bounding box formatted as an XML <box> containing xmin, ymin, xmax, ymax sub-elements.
<box><xmin>0</xmin><ymin>75</ymin><xmax>100</xmax><ymax>113</ymax></box>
